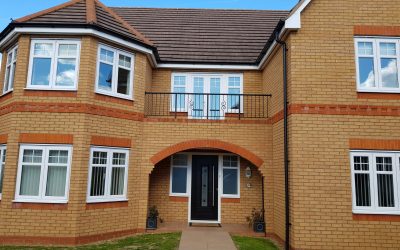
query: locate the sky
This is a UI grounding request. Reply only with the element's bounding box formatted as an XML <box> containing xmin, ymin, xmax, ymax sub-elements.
<box><xmin>0</xmin><ymin>0</ymin><xmax>298</xmax><ymax>30</ymax></box>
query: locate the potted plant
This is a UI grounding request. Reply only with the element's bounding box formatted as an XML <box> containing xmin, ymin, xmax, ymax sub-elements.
<box><xmin>147</xmin><ymin>206</ymin><xmax>159</xmax><ymax>230</ymax></box>
<box><xmin>246</xmin><ymin>208</ymin><xmax>265</xmax><ymax>233</ymax></box>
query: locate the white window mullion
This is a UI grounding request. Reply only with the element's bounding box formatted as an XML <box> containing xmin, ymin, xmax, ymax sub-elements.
<box><xmin>50</xmin><ymin>41</ymin><xmax>59</xmax><ymax>88</ymax></box>
<box><xmin>104</xmin><ymin>149</ymin><xmax>112</xmax><ymax>199</ymax></box>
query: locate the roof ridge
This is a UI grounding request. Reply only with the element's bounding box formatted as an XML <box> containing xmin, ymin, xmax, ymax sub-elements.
<box><xmin>110</xmin><ymin>6</ymin><xmax>290</xmax><ymax>12</ymax></box>
<box><xmin>14</xmin><ymin>0</ymin><xmax>83</xmax><ymax>23</ymax></box>
<box><xmin>94</xmin><ymin>0</ymin><xmax>153</xmax><ymax>46</ymax></box>
<box><xmin>86</xmin><ymin>0</ymin><xmax>97</xmax><ymax>24</ymax></box>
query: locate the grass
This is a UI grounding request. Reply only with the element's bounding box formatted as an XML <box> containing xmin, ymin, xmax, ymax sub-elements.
<box><xmin>0</xmin><ymin>232</ymin><xmax>181</xmax><ymax>250</ymax></box>
<box><xmin>232</xmin><ymin>235</ymin><xmax>278</xmax><ymax>250</ymax></box>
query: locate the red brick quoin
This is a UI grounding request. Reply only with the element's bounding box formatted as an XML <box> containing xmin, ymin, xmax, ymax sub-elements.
<box><xmin>150</xmin><ymin>139</ymin><xmax>264</xmax><ymax>168</ymax></box>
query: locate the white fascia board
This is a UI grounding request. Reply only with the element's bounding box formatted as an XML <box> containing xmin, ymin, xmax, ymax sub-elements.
<box><xmin>158</xmin><ymin>63</ymin><xmax>258</xmax><ymax>70</ymax></box>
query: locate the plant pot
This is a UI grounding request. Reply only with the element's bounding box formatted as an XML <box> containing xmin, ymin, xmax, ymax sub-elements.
<box><xmin>253</xmin><ymin>222</ymin><xmax>265</xmax><ymax>233</ymax></box>
<box><xmin>147</xmin><ymin>217</ymin><xmax>158</xmax><ymax>230</ymax></box>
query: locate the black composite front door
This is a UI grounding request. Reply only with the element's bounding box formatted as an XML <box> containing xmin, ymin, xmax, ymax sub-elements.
<box><xmin>191</xmin><ymin>155</ymin><xmax>219</xmax><ymax>221</ymax></box>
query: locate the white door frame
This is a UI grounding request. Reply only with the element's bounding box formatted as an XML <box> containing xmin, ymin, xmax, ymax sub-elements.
<box><xmin>173</xmin><ymin>152</ymin><xmax>234</xmax><ymax>224</ymax></box>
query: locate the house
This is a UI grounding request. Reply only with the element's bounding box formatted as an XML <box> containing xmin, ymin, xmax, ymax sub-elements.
<box><xmin>0</xmin><ymin>0</ymin><xmax>400</xmax><ymax>249</ymax></box>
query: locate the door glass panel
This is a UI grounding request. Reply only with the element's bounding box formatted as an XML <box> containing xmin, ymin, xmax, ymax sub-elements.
<box><xmin>376</xmin><ymin>157</ymin><xmax>395</xmax><ymax>208</ymax></box>
<box><xmin>209</xmin><ymin>78</ymin><xmax>221</xmax><ymax>119</ymax></box>
<box><xmin>192</xmin><ymin>77</ymin><xmax>204</xmax><ymax>118</ymax></box>
<box><xmin>201</xmin><ymin>166</ymin><xmax>208</xmax><ymax>207</ymax></box>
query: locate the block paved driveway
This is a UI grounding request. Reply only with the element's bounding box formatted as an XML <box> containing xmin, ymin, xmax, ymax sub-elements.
<box><xmin>179</xmin><ymin>226</ymin><xmax>237</xmax><ymax>250</ymax></box>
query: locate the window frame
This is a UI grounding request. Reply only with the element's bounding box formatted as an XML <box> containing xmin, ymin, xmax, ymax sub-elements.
<box><xmin>170</xmin><ymin>73</ymin><xmax>244</xmax><ymax>117</ymax></box>
<box><xmin>95</xmin><ymin>44</ymin><xmax>135</xmax><ymax>100</ymax></box>
<box><xmin>87</xmin><ymin>146</ymin><xmax>130</xmax><ymax>203</ymax></box>
<box><xmin>351</xmin><ymin>151</ymin><xmax>400</xmax><ymax>215</ymax></box>
<box><xmin>3</xmin><ymin>45</ymin><xmax>18</xmax><ymax>94</ymax></box>
<box><xmin>169</xmin><ymin>154</ymin><xmax>191</xmax><ymax>197</ymax></box>
<box><xmin>14</xmin><ymin>144</ymin><xmax>73</xmax><ymax>203</ymax></box>
<box><xmin>0</xmin><ymin>145</ymin><xmax>6</xmax><ymax>200</ymax></box>
<box><xmin>221</xmin><ymin>155</ymin><xmax>241</xmax><ymax>198</ymax></box>
<box><xmin>355</xmin><ymin>37</ymin><xmax>400</xmax><ymax>93</ymax></box>
<box><xmin>26</xmin><ymin>39</ymin><xmax>81</xmax><ymax>91</ymax></box>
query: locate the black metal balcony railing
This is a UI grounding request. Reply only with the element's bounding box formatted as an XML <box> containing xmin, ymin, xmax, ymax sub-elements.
<box><xmin>145</xmin><ymin>92</ymin><xmax>271</xmax><ymax>120</ymax></box>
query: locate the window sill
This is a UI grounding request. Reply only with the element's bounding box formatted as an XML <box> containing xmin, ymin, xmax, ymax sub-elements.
<box><xmin>169</xmin><ymin>196</ymin><xmax>188</xmax><ymax>202</ymax></box>
<box><xmin>25</xmin><ymin>87</ymin><xmax>77</xmax><ymax>91</ymax></box>
<box><xmin>0</xmin><ymin>90</ymin><xmax>13</xmax><ymax>102</ymax></box>
<box><xmin>221</xmin><ymin>195</ymin><xmax>240</xmax><ymax>199</ymax></box>
<box><xmin>353</xmin><ymin>213</ymin><xmax>400</xmax><ymax>222</ymax></box>
<box><xmin>12</xmin><ymin>202</ymin><xmax>68</xmax><ymax>210</ymax></box>
<box><xmin>221</xmin><ymin>197</ymin><xmax>240</xmax><ymax>203</ymax></box>
<box><xmin>24</xmin><ymin>89</ymin><xmax>77</xmax><ymax>97</ymax></box>
<box><xmin>357</xmin><ymin>92</ymin><xmax>400</xmax><ymax>100</ymax></box>
<box><xmin>86</xmin><ymin>198</ymin><xmax>128</xmax><ymax>204</ymax></box>
<box><xmin>86</xmin><ymin>200</ymin><xmax>129</xmax><ymax>210</ymax></box>
<box><xmin>353</xmin><ymin>209</ymin><xmax>400</xmax><ymax>215</ymax></box>
<box><xmin>95</xmin><ymin>90</ymin><xmax>133</xmax><ymax>101</ymax></box>
<box><xmin>12</xmin><ymin>199</ymin><xmax>68</xmax><ymax>204</ymax></box>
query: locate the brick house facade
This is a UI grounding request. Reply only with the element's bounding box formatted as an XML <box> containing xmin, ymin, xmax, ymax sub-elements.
<box><xmin>0</xmin><ymin>0</ymin><xmax>399</xmax><ymax>249</ymax></box>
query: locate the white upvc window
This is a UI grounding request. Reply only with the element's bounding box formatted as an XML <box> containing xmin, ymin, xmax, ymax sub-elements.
<box><xmin>170</xmin><ymin>154</ymin><xmax>190</xmax><ymax>196</ymax></box>
<box><xmin>355</xmin><ymin>38</ymin><xmax>400</xmax><ymax>92</ymax></box>
<box><xmin>351</xmin><ymin>151</ymin><xmax>400</xmax><ymax>214</ymax></box>
<box><xmin>3</xmin><ymin>46</ymin><xmax>18</xmax><ymax>94</ymax></box>
<box><xmin>222</xmin><ymin>155</ymin><xmax>240</xmax><ymax>198</ymax></box>
<box><xmin>87</xmin><ymin>147</ymin><xmax>129</xmax><ymax>203</ymax></box>
<box><xmin>15</xmin><ymin>145</ymin><xmax>72</xmax><ymax>203</ymax></box>
<box><xmin>95</xmin><ymin>44</ymin><xmax>134</xmax><ymax>100</ymax></box>
<box><xmin>0</xmin><ymin>145</ymin><xmax>6</xmax><ymax>199</ymax></box>
<box><xmin>27</xmin><ymin>39</ymin><xmax>80</xmax><ymax>90</ymax></box>
<box><xmin>170</xmin><ymin>73</ymin><xmax>243</xmax><ymax>118</ymax></box>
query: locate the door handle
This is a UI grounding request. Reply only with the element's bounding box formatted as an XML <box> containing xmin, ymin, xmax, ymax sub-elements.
<box><xmin>212</xmin><ymin>165</ymin><xmax>215</xmax><ymax>207</ymax></box>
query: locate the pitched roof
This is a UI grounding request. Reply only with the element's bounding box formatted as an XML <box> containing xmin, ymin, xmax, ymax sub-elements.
<box><xmin>10</xmin><ymin>0</ymin><xmax>289</xmax><ymax>64</ymax></box>
<box><xmin>112</xmin><ymin>8</ymin><xmax>288</xmax><ymax>64</ymax></box>
<box><xmin>13</xmin><ymin>0</ymin><xmax>152</xmax><ymax>46</ymax></box>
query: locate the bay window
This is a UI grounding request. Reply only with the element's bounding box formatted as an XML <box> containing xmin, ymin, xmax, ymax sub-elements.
<box><xmin>87</xmin><ymin>147</ymin><xmax>129</xmax><ymax>202</ymax></box>
<box><xmin>355</xmin><ymin>38</ymin><xmax>400</xmax><ymax>92</ymax></box>
<box><xmin>351</xmin><ymin>151</ymin><xmax>400</xmax><ymax>214</ymax></box>
<box><xmin>3</xmin><ymin>46</ymin><xmax>18</xmax><ymax>94</ymax></box>
<box><xmin>96</xmin><ymin>45</ymin><xmax>134</xmax><ymax>99</ymax></box>
<box><xmin>15</xmin><ymin>145</ymin><xmax>72</xmax><ymax>203</ymax></box>
<box><xmin>27</xmin><ymin>40</ymin><xmax>80</xmax><ymax>90</ymax></box>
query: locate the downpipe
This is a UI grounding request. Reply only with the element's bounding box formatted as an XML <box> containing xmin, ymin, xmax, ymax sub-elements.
<box><xmin>275</xmin><ymin>31</ymin><xmax>290</xmax><ymax>250</ymax></box>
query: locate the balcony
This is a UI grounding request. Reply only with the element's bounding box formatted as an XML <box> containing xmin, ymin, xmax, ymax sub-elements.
<box><xmin>145</xmin><ymin>92</ymin><xmax>271</xmax><ymax>120</ymax></box>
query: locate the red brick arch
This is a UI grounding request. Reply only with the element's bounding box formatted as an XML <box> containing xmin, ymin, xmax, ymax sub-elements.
<box><xmin>150</xmin><ymin>139</ymin><xmax>264</xmax><ymax>168</ymax></box>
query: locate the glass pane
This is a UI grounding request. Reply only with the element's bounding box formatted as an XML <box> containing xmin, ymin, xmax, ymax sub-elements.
<box><xmin>172</xmin><ymin>167</ymin><xmax>187</xmax><ymax>193</ymax></box>
<box><xmin>355</xmin><ymin>173</ymin><xmax>371</xmax><ymax>206</ymax></box>
<box><xmin>58</xmin><ymin>44</ymin><xmax>77</xmax><ymax>57</ymax></box>
<box><xmin>118</xmin><ymin>54</ymin><xmax>131</xmax><ymax>68</ymax></box>
<box><xmin>174</xmin><ymin>76</ymin><xmax>186</xmax><ymax>86</ymax></box>
<box><xmin>7</xmin><ymin>52</ymin><xmax>12</xmax><ymax>64</ymax></box>
<box><xmin>34</xmin><ymin>43</ymin><xmax>53</xmax><ymax>57</ymax></box>
<box><xmin>100</xmin><ymin>48</ymin><xmax>114</xmax><ymax>63</ymax></box>
<box><xmin>112</xmin><ymin>152</ymin><xmax>126</xmax><ymax>165</ymax></box>
<box><xmin>353</xmin><ymin>156</ymin><xmax>369</xmax><ymax>171</ymax></box>
<box><xmin>223</xmin><ymin>155</ymin><xmax>238</xmax><ymax>167</ymax></box>
<box><xmin>20</xmin><ymin>165</ymin><xmax>41</xmax><ymax>196</ymax></box>
<box><xmin>376</xmin><ymin>157</ymin><xmax>392</xmax><ymax>171</ymax></box>
<box><xmin>228</xmin><ymin>88</ymin><xmax>240</xmax><ymax>109</ymax></box>
<box><xmin>13</xmin><ymin>48</ymin><xmax>18</xmax><ymax>60</ymax></box>
<box><xmin>2</xmin><ymin>149</ymin><xmax>5</xmax><ymax>163</ymax></box>
<box><xmin>193</xmin><ymin>77</ymin><xmax>204</xmax><ymax>117</ymax></box>
<box><xmin>381</xmin><ymin>58</ymin><xmax>399</xmax><ymax>88</ymax></box>
<box><xmin>45</xmin><ymin>166</ymin><xmax>67</xmax><ymax>197</ymax></box>
<box><xmin>358</xmin><ymin>42</ymin><xmax>373</xmax><ymax>56</ymax></box>
<box><xmin>377</xmin><ymin>174</ymin><xmax>395</xmax><ymax>207</ymax></box>
<box><xmin>210</xmin><ymin>78</ymin><xmax>221</xmax><ymax>119</ymax></box>
<box><xmin>110</xmin><ymin>167</ymin><xmax>125</xmax><ymax>195</ymax></box>
<box><xmin>172</xmin><ymin>154</ymin><xmax>188</xmax><ymax>166</ymax></box>
<box><xmin>228</xmin><ymin>77</ymin><xmax>241</xmax><ymax>87</ymax></box>
<box><xmin>9</xmin><ymin>62</ymin><xmax>16</xmax><ymax>89</ymax></box>
<box><xmin>223</xmin><ymin>168</ymin><xmax>238</xmax><ymax>195</ymax></box>
<box><xmin>55</xmin><ymin>58</ymin><xmax>76</xmax><ymax>86</ymax></box>
<box><xmin>23</xmin><ymin>149</ymin><xmax>43</xmax><ymax>163</ymax></box>
<box><xmin>380</xmin><ymin>43</ymin><xmax>396</xmax><ymax>56</ymax></box>
<box><xmin>49</xmin><ymin>150</ymin><xmax>68</xmax><ymax>164</ymax></box>
<box><xmin>117</xmin><ymin>67</ymin><xmax>130</xmax><ymax>95</ymax></box>
<box><xmin>0</xmin><ymin>164</ymin><xmax>4</xmax><ymax>194</ymax></box>
<box><xmin>358</xmin><ymin>57</ymin><xmax>375</xmax><ymax>88</ymax></box>
<box><xmin>92</xmin><ymin>151</ymin><xmax>107</xmax><ymax>165</ymax></box>
<box><xmin>4</xmin><ymin>66</ymin><xmax>10</xmax><ymax>90</ymax></box>
<box><xmin>98</xmin><ymin>62</ymin><xmax>113</xmax><ymax>91</ymax></box>
<box><xmin>31</xmin><ymin>58</ymin><xmax>51</xmax><ymax>86</ymax></box>
<box><xmin>90</xmin><ymin>166</ymin><xmax>106</xmax><ymax>196</ymax></box>
<box><xmin>172</xmin><ymin>88</ymin><xmax>186</xmax><ymax>110</ymax></box>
